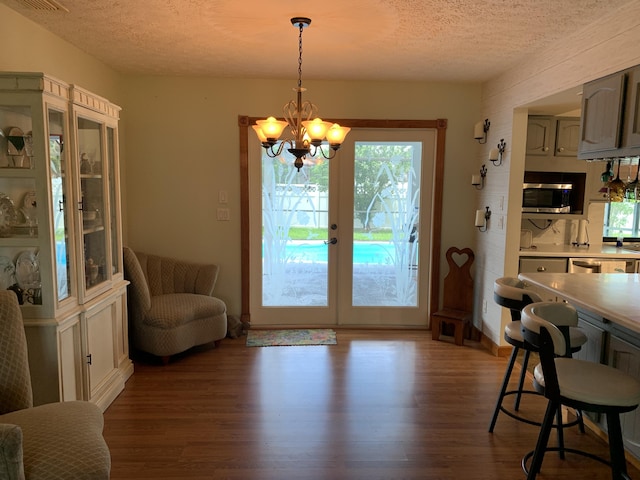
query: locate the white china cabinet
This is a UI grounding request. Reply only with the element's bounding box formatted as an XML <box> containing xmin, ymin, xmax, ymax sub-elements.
<box><xmin>0</xmin><ymin>72</ymin><xmax>132</xmax><ymax>411</ymax></box>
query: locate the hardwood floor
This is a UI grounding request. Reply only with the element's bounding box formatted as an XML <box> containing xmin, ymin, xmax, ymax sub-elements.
<box><xmin>103</xmin><ymin>330</ymin><xmax>640</xmax><ymax>479</ymax></box>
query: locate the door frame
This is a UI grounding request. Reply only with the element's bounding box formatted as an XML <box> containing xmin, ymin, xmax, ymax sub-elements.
<box><xmin>238</xmin><ymin>116</ymin><xmax>447</xmax><ymax>327</ymax></box>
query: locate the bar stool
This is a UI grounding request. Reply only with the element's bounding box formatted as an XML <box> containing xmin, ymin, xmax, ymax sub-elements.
<box><xmin>521</xmin><ymin>302</ymin><xmax>640</xmax><ymax>479</ymax></box>
<box><xmin>489</xmin><ymin>277</ymin><xmax>587</xmax><ymax>433</ymax></box>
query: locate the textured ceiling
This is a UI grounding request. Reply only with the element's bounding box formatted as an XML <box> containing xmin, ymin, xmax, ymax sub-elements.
<box><xmin>1</xmin><ymin>0</ymin><xmax>634</xmax><ymax>82</ymax></box>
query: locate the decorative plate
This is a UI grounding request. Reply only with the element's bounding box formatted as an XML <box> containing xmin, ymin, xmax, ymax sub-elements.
<box><xmin>0</xmin><ymin>256</ymin><xmax>16</xmax><ymax>290</ymax></box>
<box><xmin>0</xmin><ymin>193</ymin><xmax>17</xmax><ymax>237</ymax></box>
<box><xmin>16</xmin><ymin>250</ymin><xmax>40</xmax><ymax>290</ymax></box>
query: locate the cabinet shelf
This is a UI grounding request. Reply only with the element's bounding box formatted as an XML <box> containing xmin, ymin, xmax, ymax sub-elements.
<box><xmin>0</xmin><ymin>237</ymin><xmax>39</xmax><ymax>247</ymax></box>
<box><xmin>82</xmin><ymin>224</ymin><xmax>104</xmax><ymax>234</ymax></box>
<box><xmin>0</xmin><ymin>167</ymin><xmax>37</xmax><ymax>178</ymax></box>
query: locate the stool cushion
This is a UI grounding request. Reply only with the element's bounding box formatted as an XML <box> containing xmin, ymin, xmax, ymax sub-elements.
<box><xmin>505</xmin><ymin>321</ymin><xmax>588</xmax><ymax>348</ymax></box>
<box><xmin>534</xmin><ymin>358</ymin><xmax>640</xmax><ymax>407</ymax></box>
<box><xmin>494</xmin><ymin>278</ymin><xmax>542</xmax><ymax>303</ymax></box>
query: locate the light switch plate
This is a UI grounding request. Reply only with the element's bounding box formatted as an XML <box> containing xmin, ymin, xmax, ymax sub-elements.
<box><xmin>216</xmin><ymin>208</ymin><xmax>230</xmax><ymax>221</ymax></box>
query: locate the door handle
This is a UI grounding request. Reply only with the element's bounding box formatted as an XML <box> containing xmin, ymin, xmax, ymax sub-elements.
<box><xmin>325</xmin><ymin>237</ymin><xmax>337</xmax><ymax>245</ymax></box>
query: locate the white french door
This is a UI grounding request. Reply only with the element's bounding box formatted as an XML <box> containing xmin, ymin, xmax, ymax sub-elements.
<box><xmin>248</xmin><ymin>128</ymin><xmax>435</xmax><ymax>327</ymax></box>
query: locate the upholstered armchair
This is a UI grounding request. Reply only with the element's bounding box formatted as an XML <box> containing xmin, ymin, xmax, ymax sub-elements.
<box><xmin>0</xmin><ymin>290</ymin><xmax>111</xmax><ymax>479</ymax></box>
<box><xmin>123</xmin><ymin>247</ymin><xmax>227</xmax><ymax>364</ymax></box>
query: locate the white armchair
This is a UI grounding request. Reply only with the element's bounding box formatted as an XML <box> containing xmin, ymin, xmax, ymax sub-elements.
<box><xmin>0</xmin><ymin>290</ymin><xmax>111</xmax><ymax>479</ymax></box>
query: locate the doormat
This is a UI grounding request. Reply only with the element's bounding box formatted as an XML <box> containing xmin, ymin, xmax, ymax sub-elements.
<box><xmin>246</xmin><ymin>329</ymin><xmax>337</xmax><ymax>347</ymax></box>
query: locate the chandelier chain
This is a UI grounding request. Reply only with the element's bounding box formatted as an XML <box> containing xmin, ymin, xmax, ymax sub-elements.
<box><xmin>297</xmin><ymin>22</ymin><xmax>304</xmax><ymax>90</ymax></box>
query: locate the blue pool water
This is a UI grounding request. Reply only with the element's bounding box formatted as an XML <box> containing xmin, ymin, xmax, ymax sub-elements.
<box><xmin>282</xmin><ymin>241</ymin><xmax>395</xmax><ymax>264</ymax></box>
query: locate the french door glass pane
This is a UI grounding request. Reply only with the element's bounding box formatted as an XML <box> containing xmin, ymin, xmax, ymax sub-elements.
<box><xmin>352</xmin><ymin>142</ymin><xmax>421</xmax><ymax>306</ymax></box>
<box><xmin>261</xmin><ymin>151</ymin><xmax>329</xmax><ymax>306</ymax></box>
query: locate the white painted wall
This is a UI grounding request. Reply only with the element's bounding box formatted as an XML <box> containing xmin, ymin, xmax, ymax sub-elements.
<box><xmin>4</xmin><ymin>0</ymin><xmax>640</xmax><ymax>334</ymax></box>
<box><xmin>476</xmin><ymin>1</ymin><xmax>640</xmax><ymax>345</ymax></box>
<box><xmin>0</xmin><ymin>3</ymin><xmax>482</xmax><ymax>317</ymax></box>
<box><xmin>119</xmin><ymin>76</ymin><xmax>481</xmax><ymax>314</ymax></box>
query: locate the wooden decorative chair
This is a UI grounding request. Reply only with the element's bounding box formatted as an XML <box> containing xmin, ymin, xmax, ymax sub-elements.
<box><xmin>431</xmin><ymin>247</ymin><xmax>474</xmax><ymax>346</ymax></box>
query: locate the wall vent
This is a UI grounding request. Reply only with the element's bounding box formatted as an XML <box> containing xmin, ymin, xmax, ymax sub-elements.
<box><xmin>15</xmin><ymin>0</ymin><xmax>69</xmax><ymax>12</ymax></box>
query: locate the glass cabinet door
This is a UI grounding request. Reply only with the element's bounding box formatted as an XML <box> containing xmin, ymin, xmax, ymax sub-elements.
<box><xmin>0</xmin><ymin>104</ymin><xmax>40</xmax><ymax>306</ymax></box>
<box><xmin>77</xmin><ymin>115</ymin><xmax>107</xmax><ymax>292</ymax></box>
<box><xmin>106</xmin><ymin>126</ymin><xmax>121</xmax><ymax>278</ymax></box>
<box><xmin>48</xmin><ymin>108</ymin><xmax>73</xmax><ymax>302</ymax></box>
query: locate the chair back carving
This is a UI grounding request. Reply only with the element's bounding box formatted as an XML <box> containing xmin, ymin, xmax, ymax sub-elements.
<box><xmin>441</xmin><ymin>247</ymin><xmax>474</xmax><ymax>313</ymax></box>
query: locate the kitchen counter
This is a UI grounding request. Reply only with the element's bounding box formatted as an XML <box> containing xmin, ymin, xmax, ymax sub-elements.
<box><xmin>518</xmin><ymin>272</ymin><xmax>640</xmax><ymax>333</ymax></box>
<box><xmin>519</xmin><ymin>243</ymin><xmax>640</xmax><ymax>258</ymax></box>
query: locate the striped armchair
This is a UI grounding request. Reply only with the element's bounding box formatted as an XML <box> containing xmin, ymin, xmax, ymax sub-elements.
<box><xmin>0</xmin><ymin>291</ymin><xmax>110</xmax><ymax>479</ymax></box>
<box><xmin>123</xmin><ymin>247</ymin><xmax>227</xmax><ymax>364</ymax></box>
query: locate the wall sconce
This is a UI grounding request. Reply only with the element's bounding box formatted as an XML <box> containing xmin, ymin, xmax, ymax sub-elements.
<box><xmin>489</xmin><ymin>139</ymin><xmax>506</xmax><ymax>166</ymax></box>
<box><xmin>475</xmin><ymin>206</ymin><xmax>491</xmax><ymax>232</ymax></box>
<box><xmin>472</xmin><ymin>164</ymin><xmax>487</xmax><ymax>190</ymax></box>
<box><xmin>474</xmin><ymin>119</ymin><xmax>490</xmax><ymax>144</ymax></box>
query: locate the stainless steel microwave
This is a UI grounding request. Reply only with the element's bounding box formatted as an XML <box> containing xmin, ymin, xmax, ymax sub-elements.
<box><xmin>522</xmin><ymin>182</ymin><xmax>572</xmax><ymax>213</ymax></box>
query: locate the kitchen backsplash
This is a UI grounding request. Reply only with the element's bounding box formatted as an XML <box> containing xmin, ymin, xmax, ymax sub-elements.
<box><xmin>521</xmin><ymin>203</ymin><xmax>605</xmax><ymax>247</ymax></box>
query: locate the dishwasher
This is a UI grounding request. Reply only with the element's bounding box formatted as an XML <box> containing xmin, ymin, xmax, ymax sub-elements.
<box><xmin>568</xmin><ymin>258</ymin><xmax>637</xmax><ymax>273</ymax></box>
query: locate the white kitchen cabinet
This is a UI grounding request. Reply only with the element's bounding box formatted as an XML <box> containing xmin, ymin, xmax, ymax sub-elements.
<box><xmin>579</xmin><ymin>65</ymin><xmax>640</xmax><ymax>159</ymax></box>
<box><xmin>608</xmin><ymin>335</ymin><xmax>640</xmax><ymax>458</ymax></box>
<box><xmin>0</xmin><ymin>72</ymin><xmax>131</xmax><ymax>410</ymax></box>
<box><xmin>526</xmin><ymin>116</ymin><xmax>580</xmax><ymax>158</ymax></box>
<box><xmin>518</xmin><ymin>257</ymin><xmax>567</xmax><ymax>302</ymax></box>
<box><xmin>574</xmin><ymin>316</ymin><xmax>606</xmax><ymax>364</ymax></box>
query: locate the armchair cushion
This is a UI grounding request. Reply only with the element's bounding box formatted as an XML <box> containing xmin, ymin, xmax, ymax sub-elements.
<box><xmin>0</xmin><ymin>402</ymin><xmax>110</xmax><ymax>479</ymax></box>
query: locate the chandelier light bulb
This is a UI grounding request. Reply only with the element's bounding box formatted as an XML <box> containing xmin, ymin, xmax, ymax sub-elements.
<box><xmin>256</xmin><ymin>117</ymin><xmax>287</xmax><ymax>141</ymax></box>
<box><xmin>326</xmin><ymin>124</ymin><xmax>351</xmax><ymax>146</ymax></box>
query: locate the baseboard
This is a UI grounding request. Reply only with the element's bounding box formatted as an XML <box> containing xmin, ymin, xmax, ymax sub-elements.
<box><xmin>480</xmin><ymin>332</ymin><xmax>512</xmax><ymax>357</ymax></box>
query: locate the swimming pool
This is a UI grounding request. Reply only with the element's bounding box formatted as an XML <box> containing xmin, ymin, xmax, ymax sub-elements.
<box><xmin>276</xmin><ymin>241</ymin><xmax>398</xmax><ymax>264</ymax></box>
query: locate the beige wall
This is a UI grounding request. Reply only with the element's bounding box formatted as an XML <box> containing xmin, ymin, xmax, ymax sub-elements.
<box><xmin>120</xmin><ymin>76</ymin><xmax>481</xmax><ymax>314</ymax></box>
<box><xmin>0</xmin><ymin>4</ymin><xmax>123</xmax><ymax>103</ymax></box>
<box><xmin>477</xmin><ymin>1</ymin><xmax>640</xmax><ymax>345</ymax></box>
<box><xmin>4</xmin><ymin>0</ymin><xmax>640</xmax><ymax>336</ymax></box>
<box><xmin>0</xmin><ymin>3</ymin><xmax>483</xmax><ymax>317</ymax></box>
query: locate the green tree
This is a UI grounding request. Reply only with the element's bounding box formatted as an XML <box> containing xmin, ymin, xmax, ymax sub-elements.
<box><xmin>355</xmin><ymin>145</ymin><xmax>413</xmax><ymax>231</ymax></box>
<box><xmin>304</xmin><ymin>144</ymin><xmax>414</xmax><ymax>231</ymax></box>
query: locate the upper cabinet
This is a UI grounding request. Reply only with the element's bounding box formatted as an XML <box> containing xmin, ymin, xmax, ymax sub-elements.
<box><xmin>526</xmin><ymin>116</ymin><xmax>580</xmax><ymax>158</ymax></box>
<box><xmin>0</xmin><ymin>73</ymin><xmax>131</xmax><ymax>409</ymax></box>
<box><xmin>578</xmin><ymin>65</ymin><xmax>640</xmax><ymax>159</ymax></box>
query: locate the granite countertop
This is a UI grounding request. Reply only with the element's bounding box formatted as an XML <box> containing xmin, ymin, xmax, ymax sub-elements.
<box><xmin>518</xmin><ymin>272</ymin><xmax>640</xmax><ymax>332</ymax></box>
<box><xmin>519</xmin><ymin>243</ymin><xmax>640</xmax><ymax>258</ymax></box>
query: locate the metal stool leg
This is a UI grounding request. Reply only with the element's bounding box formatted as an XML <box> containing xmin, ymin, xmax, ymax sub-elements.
<box><xmin>514</xmin><ymin>348</ymin><xmax>531</xmax><ymax>411</ymax></box>
<box><xmin>489</xmin><ymin>345</ymin><xmax>519</xmax><ymax>432</ymax></box>
<box><xmin>526</xmin><ymin>400</ymin><xmax>557</xmax><ymax>479</ymax></box>
<box><xmin>606</xmin><ymin>412</ymin><xmax>628</xmax><ymax>479</ymax></box>
<box><xmin>555</xmin><ymin>406</ymin><xmax>565</xmax><ymax>460</ymax></box>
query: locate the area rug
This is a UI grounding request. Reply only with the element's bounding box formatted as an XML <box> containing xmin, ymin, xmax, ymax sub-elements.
<box><xmin>246</xmin><ymin>329</ymin><xmax>337</xmax><ymax>347</ymax></box>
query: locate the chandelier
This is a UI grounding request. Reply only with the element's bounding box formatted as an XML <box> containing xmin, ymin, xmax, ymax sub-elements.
<box><xmin>252</xmin><ymin>17</ymin><xmax>351</xmax><ymax>171</ymax></box>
